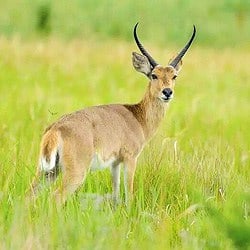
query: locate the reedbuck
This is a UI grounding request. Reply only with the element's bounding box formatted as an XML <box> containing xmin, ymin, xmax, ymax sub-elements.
<box><xmin>29</xmin><ymin>23</ymin><xmax>196</xmax><ymax>205</ymax></box>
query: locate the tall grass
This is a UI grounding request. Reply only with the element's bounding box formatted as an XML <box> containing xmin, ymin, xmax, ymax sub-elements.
<box><xmin>0</xmin><ymin>36</ymin><xmax>249</xmax><ymax>249</ymax></box>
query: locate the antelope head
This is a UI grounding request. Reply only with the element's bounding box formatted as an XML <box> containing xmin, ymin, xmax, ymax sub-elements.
<box><xmin>132</xmin><ymin>23</ymin><xmax>196</xmax><ymax>103</ymax></box>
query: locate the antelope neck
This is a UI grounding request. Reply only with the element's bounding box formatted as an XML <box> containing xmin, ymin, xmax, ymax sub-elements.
<box><xmin>125</xmin><ymin>85</ymin><xmax>167</xmax><ymax>141</ymax></box>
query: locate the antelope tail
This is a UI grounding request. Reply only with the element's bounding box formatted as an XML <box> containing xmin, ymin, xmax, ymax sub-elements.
<box><xmin>39</xmin><ymin>129</ymin><xmax>61</xmax><ymax>172</ymax></box>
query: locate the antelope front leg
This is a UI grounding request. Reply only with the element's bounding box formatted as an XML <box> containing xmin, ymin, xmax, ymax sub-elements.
<box><xmin>111</xmin><ymin>162</ymin><xmax>121</xmax><ymax>206</ymax></box>
<box><xmin>124</xmin><ymin>158</ymin><xmax>137</xmax><ymax>206</ymax></box>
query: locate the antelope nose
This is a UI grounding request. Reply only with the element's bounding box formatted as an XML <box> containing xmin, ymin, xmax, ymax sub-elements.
<box><xmin>162</xmin><ymin>88</ymin><xmax>173</xmax><ymax>98</ymax></box>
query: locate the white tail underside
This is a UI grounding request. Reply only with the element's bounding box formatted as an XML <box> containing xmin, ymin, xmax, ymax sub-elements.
<box><xmin>40</xmin><ymin>150</ymin><xmax>57</xmax><ymax>172</ymax></box>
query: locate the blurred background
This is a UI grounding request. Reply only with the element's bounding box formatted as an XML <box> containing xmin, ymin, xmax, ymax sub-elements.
<box><xmin>0</xmin><ymin>0</ymin><xmax>249</xmax><ymax>47</ymax></box>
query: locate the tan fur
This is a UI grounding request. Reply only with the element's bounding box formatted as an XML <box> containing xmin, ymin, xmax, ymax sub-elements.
<box><xmin>29</xmin><ymin>55</ymin><xmax>183</xmax><ymax>206</ymax></box>
<box><xmin>41</xmin><ymin>129</ymin><xmax>59</xmax><ymax>162</ymax></box>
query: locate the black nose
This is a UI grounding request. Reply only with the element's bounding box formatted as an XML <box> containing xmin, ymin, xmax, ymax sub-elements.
<box><xmin>162</xmin><ymin>88</ymin><xmax>173</xmax><ymax>98</ymax></box>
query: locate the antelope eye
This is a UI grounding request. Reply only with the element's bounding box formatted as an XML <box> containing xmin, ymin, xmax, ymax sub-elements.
<box><xmin>173</xmin><ymin>75</ymin><xmax>177</xmax><ymax>80</ymax></box>
<box><xmin>151</xmin><ymin>74</ymin><xmax>158</xmax><ymax>80</ymax></box>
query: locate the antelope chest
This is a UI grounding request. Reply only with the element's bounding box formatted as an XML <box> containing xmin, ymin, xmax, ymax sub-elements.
<box><xmin>90</xmin><ymin>153</ymin><xmax>116</xmax><ymax>171</ymax></box>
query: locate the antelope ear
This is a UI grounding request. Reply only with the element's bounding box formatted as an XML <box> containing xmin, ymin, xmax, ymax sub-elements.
<box><xmin>175</xmin><ymin>60</ymin><xmax>182</xmax><ymax>74</ymax></box>
<box><xmin>132</xmin><ymin>52</ymin><xmax>152</xmax><ymax>78</ymax></box>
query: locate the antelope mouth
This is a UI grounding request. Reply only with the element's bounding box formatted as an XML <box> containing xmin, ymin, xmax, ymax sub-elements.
<box><xmin>159</xmin><ymin>96</ymin><xmax>173</xmax><ymax>102</ymax></box>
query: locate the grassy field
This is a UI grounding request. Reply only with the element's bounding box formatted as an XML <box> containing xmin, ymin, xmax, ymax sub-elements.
<box><xmin>0</xmin><ymin>35</ymin><xmax>249</xmax><ymax>249</ymax></box>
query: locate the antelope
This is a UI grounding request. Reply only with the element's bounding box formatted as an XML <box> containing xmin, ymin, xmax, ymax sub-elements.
<box><xmin>29</xmin><ymin>23</ymin><xmax>196</xmax><ymax>205</ymax></box>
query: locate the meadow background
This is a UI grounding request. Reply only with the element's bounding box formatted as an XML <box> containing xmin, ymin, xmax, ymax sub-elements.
<box><xmin>0</xmin><ymin>0</ymin><xmax>249</xmax><ymax>249</ymax></box>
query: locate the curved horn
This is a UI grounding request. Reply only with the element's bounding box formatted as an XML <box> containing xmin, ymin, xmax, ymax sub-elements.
<box><xmin>133</xmin><ymin>23</ymin><xmax>158</xmax><ymax>68</ymax></box>
<box><xmin>170</xmin><ymin>25</ymin><xmax>196</xmax><ymax>68</ymax></box>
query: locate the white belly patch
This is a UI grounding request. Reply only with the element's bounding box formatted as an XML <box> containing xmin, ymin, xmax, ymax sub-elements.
<box><xmin>90</xmin><ymin>153</ymin><xmax>116</xmax><ymax>171</ymax></box>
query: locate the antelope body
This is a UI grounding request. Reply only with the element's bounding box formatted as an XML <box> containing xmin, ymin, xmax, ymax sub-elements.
<box><xmin>29</xmin><ymin>24</ymin><xmax>196</xmax><ymax>205</ymax></box>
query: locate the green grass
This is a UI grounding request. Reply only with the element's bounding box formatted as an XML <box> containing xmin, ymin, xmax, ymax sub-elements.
<box><xmin>0</xmin><ymin>37</ymin><xmax>249</xmax><ymax>249</ymax></box>
<box><xmin>0</xmin><ymin>0</ymin><xmax>250</xmax><ymax>47</ymax></box>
